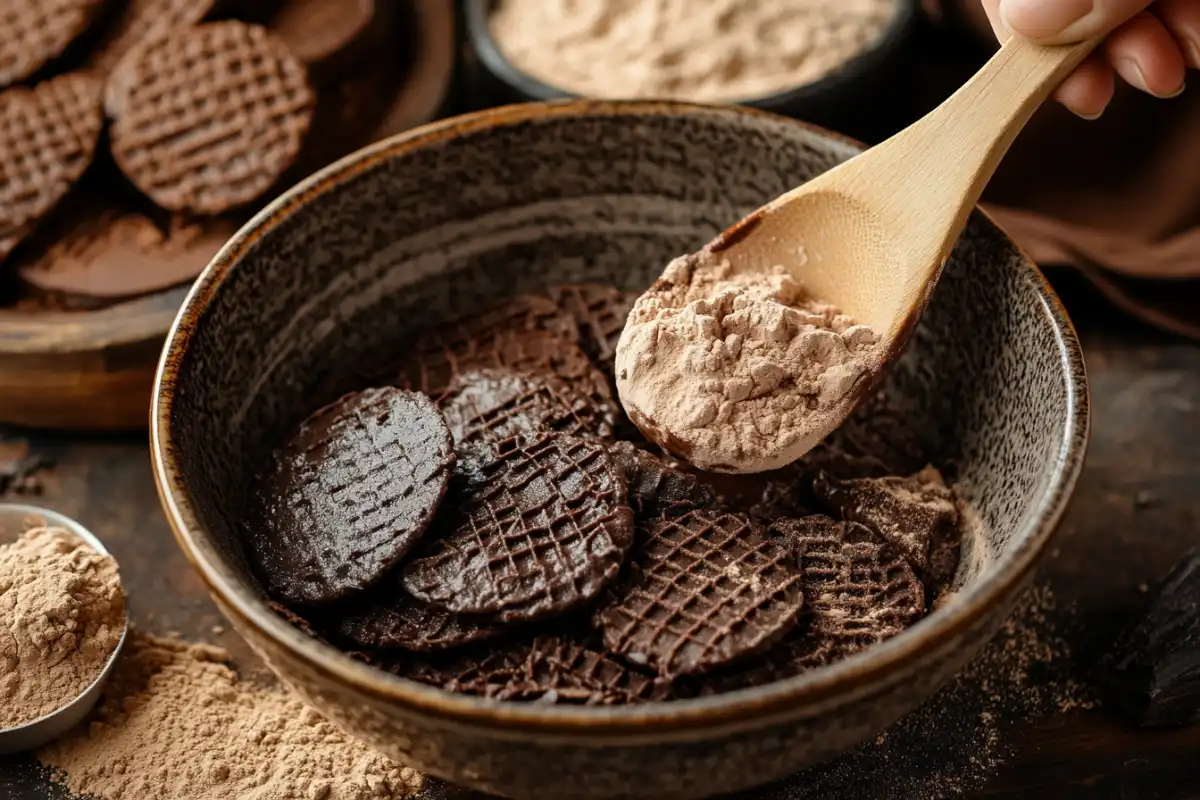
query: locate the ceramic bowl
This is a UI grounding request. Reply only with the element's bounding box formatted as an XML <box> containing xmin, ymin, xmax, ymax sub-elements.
<box><xmin>151</xmin><ymin>100</ymin><xmax>1089</xmax><ymax>800</ymax></box>
<box><xmin>461</xmin><ymin>0</ymin><xmax>921</xmax><ymax>136</ymax></box>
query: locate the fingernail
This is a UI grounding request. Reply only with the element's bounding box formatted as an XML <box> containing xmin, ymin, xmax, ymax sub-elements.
<box><xmin>1114</xmin><ymin>58</ymin><xmax>1151</xmax><ymax>94</ymax></box>
<box><xmin>1164</xmin><ymin>82</ymin><xmax>1186</xmax><ymax>99</ymax></box>
<box><xmin>1073</xmin><ymin>109</ymin><xmax>1103</xmax><ymax>121</ymax></box>
<box><xmin>999</xmin><ymin>0</ymin><xmax>1092</xmax><ymax>38</ymax></box>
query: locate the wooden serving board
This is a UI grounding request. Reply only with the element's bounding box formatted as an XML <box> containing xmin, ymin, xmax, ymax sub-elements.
<box><xmin>0</xmin><ymin>0</ymin><xmax>456</xmax><ymax>431</ymax></box>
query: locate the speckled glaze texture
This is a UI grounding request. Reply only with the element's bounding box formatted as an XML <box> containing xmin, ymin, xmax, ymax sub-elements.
<box><xmin>152</xmin><ymin>101</ymin><xmax>1089</xmax><ymax>800</ymax></box>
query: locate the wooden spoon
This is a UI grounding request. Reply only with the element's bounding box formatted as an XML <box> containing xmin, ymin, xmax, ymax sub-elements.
<box><xmin>628</xmin><ymin>35</ymin><xmax>1100</xmax><ymax>473</ymax></box>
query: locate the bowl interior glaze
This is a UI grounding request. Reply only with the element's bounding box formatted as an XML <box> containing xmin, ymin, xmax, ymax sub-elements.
<box><xmin>154</xmin><ymin>101</ymin><xmax>1086</xmax><ymax>750</ymax></box>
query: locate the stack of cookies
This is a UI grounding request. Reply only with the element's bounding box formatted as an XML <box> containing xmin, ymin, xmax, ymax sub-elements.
<box><xmin>0</xmin><ymin>0</ymin><xmax>415</xmax><ymax>311</ymax></box>
<box><xmin>246</xmin><ymin>280</ymin><xmax>968</xmax><ymax>705</ymax></box>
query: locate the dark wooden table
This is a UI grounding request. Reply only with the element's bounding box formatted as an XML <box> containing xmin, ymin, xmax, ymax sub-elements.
<box><xmin>1</xmin><ymin>273</ymin><xmax>1198</xmax><ymax>800</ymax></box>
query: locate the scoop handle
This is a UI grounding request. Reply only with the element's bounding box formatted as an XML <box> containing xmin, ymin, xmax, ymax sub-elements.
<box><xmin>844</xmin><ymin>35</ymin><xmax>1101</xmax><ymax>280</ymax></box>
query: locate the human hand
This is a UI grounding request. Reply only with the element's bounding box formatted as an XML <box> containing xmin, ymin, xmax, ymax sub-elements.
<box><xmin>981</xmin><ymin>0</ymin><xmax>1200</xmax><ymax>118</ymax></box>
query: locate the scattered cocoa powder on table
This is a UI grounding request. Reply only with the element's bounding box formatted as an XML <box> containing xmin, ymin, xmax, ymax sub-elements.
<box><xmin>0</xmin><ymin>526</ymin><xmax>125</xmax><ymax>730</ymax></box>
<box><xmin>39</xmin><ymin>631</ymin><xmax>425</xmax><ymax>800</ymax></box>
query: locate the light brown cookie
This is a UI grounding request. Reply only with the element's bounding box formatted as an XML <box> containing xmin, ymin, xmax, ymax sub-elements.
<box><xmin>0</xmin><ymin>0</ymin><xmax>107</xmax><ymax>88</ymax></box>
<box><xmin>0</xmin><ymin>73</ymin><xmax>104</xmax><ymax>263</ymax></box>
<box><xmin>84</xmin><ymin>0</ymin><xmax>220</xmax><ymax>74</ymax></box>
<box><xmin>106</xmin><ymin>21</ymin><xmax>315</xmax><ymax>215</ymax></box>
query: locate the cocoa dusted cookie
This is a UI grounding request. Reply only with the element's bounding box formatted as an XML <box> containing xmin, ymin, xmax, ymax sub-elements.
<box><xmin>542</xmin><ymin>283</ymin><xmax>639</xmax><ymax>373</ymax></box>
<box><xmin>813</xmin><ymin>465</ymin><xmax>961</xmax><ymax>591</ymax></box>
<box><xmin>16</xmin><ymin>197</ymin><xmax>239</xmax><ymax>299</ymax></box>
<box><xmin>0</xmin><ymin>0</ymin><xmax>106</xmax><ymax>88</ymax></box>
<box><xmin>106</xmin><ymin>21</ymin><xmax>315</xmax><ymax>215</ymax></box>
<box><xmin>84</xmin><ymin>0</ymin><xmax>220</xmax><ymax>74</ymax></box>
<box><xmin>439</xmin><ymin>367</ymin><xmax>615</xmax><ymax>447</ymax></box>
<box><xmin>337</xmin><ymin>592</ymin><xmax>506</xmax><ymax>653</ymax></box>
<box><xmin>703</xmin><ymin>515</ymin><xmax>926</xmax><ymax>692</ymax></box>
<box><xmin>397</xmin><ymin>295</ymin><xmax>586</xmax><ymax>396</ymax></box>
<box><xmin>0</xmin><ymin>73</ymin><xmax>104</xmax><ymax>262</ymax></box>
<box><xmin>594</xmin><ymin>509</ymin><xmax>804</xmax><ymax>678</ymax></box>
<box><xmin>402</xmin><ymin>432</ymin><xmax>634</xmax><ymax>623</ymax></box>
<box><xmin>244</xmin><ymin>388</ymin><xmax>455</xmax><ymax>606</ymax></box>
<box><xmin>772</xmin><ymin>515</ymin><xmax>925</xmax><ymax>662</ymax></box>
<box><xmin>607</xmin><ymin>441</ymin><xmax>715</xmax><ymax>519</ymax></box>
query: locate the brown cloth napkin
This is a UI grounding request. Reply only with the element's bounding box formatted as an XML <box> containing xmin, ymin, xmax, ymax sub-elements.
<box><xmin>922</xmin><ymin>1</ymin><xmax>1200</xmax><ymax>338</ymax></box>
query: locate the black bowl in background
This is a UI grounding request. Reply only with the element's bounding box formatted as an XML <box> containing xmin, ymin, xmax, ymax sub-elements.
<box><xmin>461</xmin><ymin>0</ymin><xmax>922</xmax><ymax>139</ymax></box>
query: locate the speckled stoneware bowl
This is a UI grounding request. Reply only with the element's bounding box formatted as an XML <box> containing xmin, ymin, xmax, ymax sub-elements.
<box><xmin>151</xmin><ymin>100</ymin><xmax>1089</xmax><ymax>800</ymax></box>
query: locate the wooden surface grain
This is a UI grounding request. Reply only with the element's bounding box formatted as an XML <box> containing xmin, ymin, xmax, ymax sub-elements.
<box><xmin>0</xmin><ymin>276</ymin><xmax>1197</xmax><ymax>799</ymax></box>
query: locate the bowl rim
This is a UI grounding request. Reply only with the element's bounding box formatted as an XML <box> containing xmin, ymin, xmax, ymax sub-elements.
<box><xmin>151</xmin><ymin>98</ymin><xmax>1090</xmax><ymax>737</ymax></box>
<box><xmin>462</xmin><ymin>0</ymin><xmax>921</xmax><ymax>110</ymax></box>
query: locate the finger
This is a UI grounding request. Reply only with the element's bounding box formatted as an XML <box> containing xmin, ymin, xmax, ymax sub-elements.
<box><xmin>980</xmin><ymin>0</ymin><xmax>1008</xmax><ymax>40</ymax></box>
<box><xmin>1105</xmin><ymin>11</ymin><xmax>1188</xmax><ymax>97</ymax></box>
<box><xmin>1155</xmin><ymin>0</ymin><xmax>1200</xmax><ymax>69</ymax></box>
<box><xmin>1054</xmin><ymin>52</ymin><xmax>1117</xmax><ymax>117</ymax></box>
<box><xmin>999</xmin><ymin>0</ymin><xmax>1154</xmax><ymax>44</ymax></box>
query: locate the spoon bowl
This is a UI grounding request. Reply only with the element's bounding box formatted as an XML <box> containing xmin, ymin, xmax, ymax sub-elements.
<box><xmin>626</xmin><ymin>35</ymin><xmax>1099</xmax><ymax>472</ymax></box>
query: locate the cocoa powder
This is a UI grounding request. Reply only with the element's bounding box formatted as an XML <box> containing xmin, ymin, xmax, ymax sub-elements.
<box><xmin>0</xmin><ymin>526</ymin><xmax>125</xmax><ymax>729</ymax></box>
<box><xmin>39</xmin><ymin>631</ymin><xmax>425</xmax><ymax>800</ymax></box>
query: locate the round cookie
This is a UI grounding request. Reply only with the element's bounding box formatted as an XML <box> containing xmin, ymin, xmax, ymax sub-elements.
<box><xmin>0</xmin><ymin>72</ymin><xmax>104</xmax><ymax>263</ymax></box>
<box><xmin>106</xmin><ymin>21</ymin><xmax>315</xmax><ymax>215</ymax></box>
<box><xmin>337</xmin><ymin>593</ymin><xmax>505</xmax><ymax>653</ymax></box>
<box><xmin>542</xmin><ymin>283</ymin><xmax>638</xmax><ymax>373</ymax></box>
<box><xmin>267</xmin><ymin>0</ymin><xmax>387</xmax><ymax>86</ymax></box>
<box><xmin>439</xmin><ymin>367</ymin><xmax>615</xmax><ymax>447</ymax></box>
<box><xmin>0</xmin><ymin>0</ymin><xmax>105</xmax><ymax>88</ymax></box>
<box><xmin>85</xmin><ymin>0</ymin><xmax>220</xmax><ymax>74</ymax></box>
<box><xmin>244</xmin><ymin>387</ymin><xmax>456</xmax><ymax>606</ymax></box>
<box><xmin>402</xmin><ymin>432</ymin><xmax>634</xmax><ymax>623</ymax></box>
<box><xmin>17</xmin><ymin>198</ymin><xmax>238</xmax><ymax>299</ymax></box>
<box><xmin>594</xmin><ymin>509</ymin><xmax>804</xmax><ymax>678</ymax></box>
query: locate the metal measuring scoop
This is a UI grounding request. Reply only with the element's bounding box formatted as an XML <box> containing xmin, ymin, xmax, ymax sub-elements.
<box><xmin>0</xmin><ymin>504</ymin><xmax>128</xmax><ymax>754</ymax></box>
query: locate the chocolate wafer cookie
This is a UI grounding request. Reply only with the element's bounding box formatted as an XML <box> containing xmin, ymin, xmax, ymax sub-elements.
<box><xmin>0</xmin><ymin>0</ymin><xmax>106</xmax><ymax>88</ymax></box>
<box><xmin>402</xmin><ymin>432</ymin><xmax>635</xmax><ymax>623</ymax></box>
<box><xmin>813</xmin><ymin>466</ymin><xmax>961</xmax><ymax>590</ymax></box>
<box><xmin>398</xmin><ymin>295</ymin><xmax>584</xmax><ymax>396</ymax></box>
<box><xmin>106</xmin><ymin>21</ymin><xmax>315</xmax><ymax>215</ymax></box>
<box><xmin>244</xmin><ymin>387</ymin><xmax>455</xmax><ymax>606</ymax></box>
<box><xmin>608</xmin><ymin>441</ymin><xmax>715</xmax><ymax>519</ymax></box>
<box><xmin>594</xmin><ymin>509</ymin><xmax>804</xmax><ymax>678</ymax></box>
<box><xmin>337</xmin><ymin>592</ymin><xmax>505</xmax><ymax>653</ymax></box>
<box><xmin>521</xmin><ymin>632</ymin><xmax>674</xmax><ymax>705</ymax></box>
<box><xmin>84</xmin><ymin>0</ymin><xmax>220</xmax><ymax>74</ymax></box>
<box><xmin>703</xmin><ymin>515</ymin><xmax>926</xmax><ymax>692</ymax></box>
<box><xmin>439</xmin><ymin>367</ymin><xmax>615</xmax><ymax>447</ymax></box>
<box><xmin>542</xmin><ymin>283</ymin><xmax>638</xmax><ymax>372</ymax></box>
<box><xmin>772</xmin><ymin>515</ymin><xmax>925</xmax><ymax>660</ymax></box>
<box><xmin>0</xmin><ymin>73</ymin><xmax>103</xmax><ymax>262</ymax></box>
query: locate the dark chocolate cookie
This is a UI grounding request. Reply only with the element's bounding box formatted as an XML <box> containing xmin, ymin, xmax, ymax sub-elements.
<box><xmin>268</xmin><ymin>600</ymin><xmax>333</xmax><ymax>646</ymax></box>
<box><xmin>337</xmin><ymin>592</ymin><xmax>506</xmax><ymax>653</ymax></box>
<box><xmin>831</xmin><ymin>390</ymin><xmax>930</xmax><ymax>476</ymax></box>
<box><xmin>772</xmin><ymin>516</ymin><xmax>925</xmax><ymax>663</ymax></box>
<box><xmin>520</xmin><ymin>632</ymin><xmax>674</xmax><ymax>705</ymax></box>
<box><xmin>402</xmin><ymin>433</ymin><xmax>634</xmax><ymax>622</ymax></box>
<box><xmin>439</xmin><ymin>367</ymin><xmax>614</xmax><ymax>447</ymax></box>
<box><xmin>608</xmin><ymin>441</ymin><xmax>715</xmax><ymax>519</ymax></box>
<box><xmin>703</xmin><ymin>516</ymin><xmax>926</xmax><ymax>692</ymax></box>
<box><xmin>594</xmin><ymin>509</ymin><xmax>804</xmax><ymax>678</ymax></box>
<box><xmin>542</xmin><ymin>283</ymin><xmax>638</xmax><ymax>372</ymax></box>
<box><xmin>397</xmin><ymin>294</ymin><xmax>583</xmax><ymax>396</ymax></box>
<box><xmin>813</xmin><ymin>466</ymin><xmax>961</xmax><ymax>591</ymax></box>
<box><xmin>244</xmin><ymin>388</ymin><xmax>455</xmax><ymax>606</ymax></box>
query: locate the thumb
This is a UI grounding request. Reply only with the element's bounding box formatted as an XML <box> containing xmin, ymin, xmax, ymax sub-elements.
<box><xmin>998</xmin><ymin>0</ymin><xmax>1154</xmax><ymax>44</ymax></box>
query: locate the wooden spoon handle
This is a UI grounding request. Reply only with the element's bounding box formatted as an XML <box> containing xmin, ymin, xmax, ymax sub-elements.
<box><xmin>844</xmin><ymin>35</ymin><xmax>1101</xmax><ymax>273</ymax></box>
